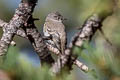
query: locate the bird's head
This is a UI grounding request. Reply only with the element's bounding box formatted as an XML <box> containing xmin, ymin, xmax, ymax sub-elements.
<box><xmin>46</xmin><ymin>11</ymin><xmax>66</xmax><ymax>22</ymax></box>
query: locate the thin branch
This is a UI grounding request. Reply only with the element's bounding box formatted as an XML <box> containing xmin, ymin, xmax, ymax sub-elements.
<box><xmin>74</xmin><ymin>60</ymin><xmax>88</xmax><ymax>72</ymax></box>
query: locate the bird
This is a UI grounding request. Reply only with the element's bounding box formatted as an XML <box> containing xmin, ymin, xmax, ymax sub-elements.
<box><xmin>43</xmin><ymin>11</ymin><xmax>67</xmax><ymax>55</ymax></box>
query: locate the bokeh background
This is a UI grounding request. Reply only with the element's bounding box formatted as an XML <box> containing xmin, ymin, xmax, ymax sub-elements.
<box><xmin>0</xmin><ymin>0</ymin><xmax>120</xmax><ymax>80</ymax></box>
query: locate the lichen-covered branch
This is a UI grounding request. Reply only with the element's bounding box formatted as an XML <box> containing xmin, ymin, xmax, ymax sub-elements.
<box><xmin>0</xmin><ymin>0</ymin><xmax>38</xmax><ymax>56</ymax></box>
<box><xmin>22</xmin><ymin>16</ymin><xmax>54</xmax><ymax>64</ymax></box>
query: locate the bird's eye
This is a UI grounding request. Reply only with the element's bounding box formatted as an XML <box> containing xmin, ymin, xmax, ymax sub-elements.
<box><xmin>54</xmin><ymin>16</ymin><xmax>59</xmax><ymax>20</ymax></box>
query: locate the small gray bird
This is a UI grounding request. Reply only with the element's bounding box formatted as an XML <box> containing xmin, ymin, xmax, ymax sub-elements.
<box><xmin>43</xmin><ymin>11</ymin><xmax>67</xmax><ymax>54</ymax></box>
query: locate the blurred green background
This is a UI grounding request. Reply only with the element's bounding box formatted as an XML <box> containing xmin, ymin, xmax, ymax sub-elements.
<box><xmin>0</xmin><ymin>0</ymin><xmax>120</xmax><ymax>80</ymax></box>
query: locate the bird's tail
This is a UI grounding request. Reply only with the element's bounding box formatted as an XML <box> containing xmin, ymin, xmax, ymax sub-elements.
<box><xmin>60</xmin><ymin>35</ymin><xmax>67</xmax><ymax>54</ymax></box>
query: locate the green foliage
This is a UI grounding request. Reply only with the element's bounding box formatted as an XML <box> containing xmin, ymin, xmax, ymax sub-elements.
<box><xmin>80</xmin><ymin>37</ymin><xmax>120</xmax><ymax>80</ymax></box>
<box><xmin>0</xmin><ymin>47</ymin><xmax>76</xmax><ymax>80</ymax></box>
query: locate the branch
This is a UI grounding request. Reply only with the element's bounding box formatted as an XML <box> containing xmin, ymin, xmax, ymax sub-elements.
<box><xmin>0</xmin><ymin>0</ymin><xmax>54</xmax><ymax>65</ymax></box>
<box><xmin>21</xmin><ymin>16</ymin><xmax>54</xmax><ymax>64</ymax></box>
<box><xmin>0</xmin><ymin>0</ymin><xmax>37</xmax><ymax>55</ymax></box>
